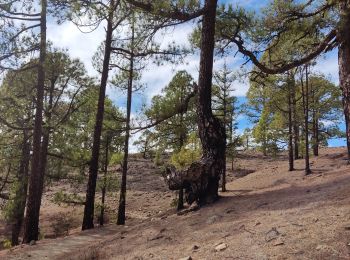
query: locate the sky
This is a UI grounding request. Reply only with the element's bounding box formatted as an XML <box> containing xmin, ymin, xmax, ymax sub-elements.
<box><xmin>46</xmin><ymin>0</ymin><xmax>346</xmax><ymax>150</ymax></box>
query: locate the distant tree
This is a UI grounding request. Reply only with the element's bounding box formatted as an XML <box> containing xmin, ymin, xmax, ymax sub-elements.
<box><xmin>212</xmin><ymin>63</ymin><xmax>238</xmax><ymax>191</ymax></box>
<box><xmin>145</xmin><ymin>70</ymin><xmax>196</xmax><ymax>210</ymax></box>
<box><xmin>133</xmin><ymin>130</ymin><xmax>155</xmax><ymax>159</ymax></box>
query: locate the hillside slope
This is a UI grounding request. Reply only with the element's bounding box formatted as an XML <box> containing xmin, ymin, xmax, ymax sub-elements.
<box><xmin>1</xmin><ymin>147</ymin><xmax>350</xmax><ymax>260</ymax></box>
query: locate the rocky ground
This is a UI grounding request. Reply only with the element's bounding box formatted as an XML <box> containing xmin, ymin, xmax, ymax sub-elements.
<box><xmin>1</xmin><ymin>147</ymin><xmax>350</xmax><ymax>259</ymax></box>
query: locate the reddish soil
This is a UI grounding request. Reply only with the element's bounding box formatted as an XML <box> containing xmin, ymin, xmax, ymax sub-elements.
<box><xmin>1</xmin><ymin>147</ymin><xmax>350</xmax><ymax>259</ymax></box>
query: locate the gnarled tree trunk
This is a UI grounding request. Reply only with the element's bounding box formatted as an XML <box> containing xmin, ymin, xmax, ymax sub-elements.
<box><xmin>165</xmin><ymin>0</ymin><xmax>225</xmax><ymax>206</ymax></box>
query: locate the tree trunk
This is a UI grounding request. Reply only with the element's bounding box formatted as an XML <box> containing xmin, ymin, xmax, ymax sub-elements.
<box><xmin>11</xmin><ymin>131</ymin><xmax>30</xmax><ymax>245</ymax></box>
<box><xmin>338</xmin><ymin>1</ymin><xmax>350</xmax><ymax>162</ymax></box>
<box><xmin>165</xmin><ymin>0</ymin><xmax>225</xmax><ymax>206</ymax></box>
<box><xmin>288</xmin><ymin>75</ymin><xmax>294</xmax><ymax>171</ymax></box>
<box><xmin>34</xmin><ymin>76</ymin><xmax>55</xmax><ymax>236</ymax></box>
<box><xmin>82</xmin><ymin>1</ymin><xmax>115</xmax><ymax>230</ymax></box>
<box><xmin>291</xmin><ymin>73</ymin><xmax>299</xmax><ymax>159</ymax></box>
<box><xmin>302</xmin><ymin>65</ymin><xmax>311</xmax><ymax>175</ymax></box>
<box><xmin>177</xmin><ymin>110</ymin><xmax>185</xmax><ymax>211</ymax></box>
<box><xmin>230</xmin><ymin>118</ymin><xmax>234</xmax><ymax>171</ymax></box>
<box><xmin>22</xmin><ymin>0</ymin><xmax>47</xmax><ymax>243</ymax></box>
<box><xmin>100</xmin><ymin>137</ymin><xmax>109</xmax><ymax>226</ymax></box>
<box><xmin>117</xmin><ymin>17</ymin><xmax>134</xmax><ymax>225</ymax></box>
<box><xmin>312</xmin><ymin>109</ymin><xmax>319</xmax><ymax>156</ymax></box>
<box><xmin>221</xmin><ymin>87</ymin><xmax>227</xmax><ymax>192</ymax></box>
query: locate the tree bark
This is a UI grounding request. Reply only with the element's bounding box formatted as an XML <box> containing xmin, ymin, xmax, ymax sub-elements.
<box><xmin>117</xmin><ymin>16</ymin><xmax>134</xmax><ymax>225</ymax></box>
<box><xmin>221</xmin><ymin>85</ymin><xmax>227</xmax><ymax>192</ymax></box>
<box><xmin>22</xmin><ymin>0</ymin><xmax>47</xmax><ymax>243</ymax></box>
<box><xmin>11</xmin><ymin>131</ymin><xmax>30</xmax><ymax>245</ymax></box>
<box><xmin>312</xmin><ymin>104</ymin><xmax>319</xmax><ymax>156</ymax></box>
<box><xmin>100</xmin><ymin>136</ymin><xmax>109</xmax><ymax>226</ymax></box>
<box><xmin>288</xmin><ymin>74</ymin><xmax>294</xmax><ymax>171</ymax></box>
<box><xmin>302</xmin><ymin>65</ymin><xmax>311</xmax><ymax>175</ymax></box>
<box><xmin>291</xmin><ymin>74</ymin><xmax>299</xmax><ymax>160</ymax></box>
<box><xmin>177</xmin><ymin>104</ymin><xmax>185</xmax><ymax>211</ymax></box>
<box><xmin>82</xmin><ymin>1</ymin><xmax>115</xmax><ymax>230</ymax></box>
<box><xmin>165</xmin><ymin>0</ymin><xmax>225</xmax><ymax>206</ymax></box>
<box><xmin>338</xmin><ymin>1</ymin><xmax>350</xmax><ymax>162</ymax></box>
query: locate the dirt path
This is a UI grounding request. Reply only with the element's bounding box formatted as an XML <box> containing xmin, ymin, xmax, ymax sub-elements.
<box><xmin>2</xmin><ymin>148</ymin><xmax>350</xmax><ymax>259</ymax></box>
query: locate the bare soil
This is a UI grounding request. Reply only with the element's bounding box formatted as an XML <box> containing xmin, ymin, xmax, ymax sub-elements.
<box><xmin>1</xmin><ymin>147</ymin><xmax>350</xmax><ymax>259</ymax></box>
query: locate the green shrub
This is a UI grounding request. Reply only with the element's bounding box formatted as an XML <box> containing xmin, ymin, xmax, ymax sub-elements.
<box><xmin>170</xmin><ymin>146</ymin><xmax>201</xmax><ymax>170</ymax></box>
<box><xmin>154</xmin><ymin>150</ymin><xmax>163</xmax><ymax>166</ymax></box>
<box><xmin>52</xmin><ymin>191</ymin><xmax>84</xmax><ymax>206</ymax></box>
<box><xmin>2</xmin><ymin>239</ymin><xmax>12</xmax><ymax>249</ymax></box>
<box><xmin>51</xmin><ymin>213</ymin><xmax>75</xmax><ymax>237</ymax></box>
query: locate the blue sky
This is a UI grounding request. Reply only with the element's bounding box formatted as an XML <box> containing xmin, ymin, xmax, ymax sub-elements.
<box><xmin>46</xmin><ymin>0</ymin><xmax>346</xmax><ymax>149</ymax></box>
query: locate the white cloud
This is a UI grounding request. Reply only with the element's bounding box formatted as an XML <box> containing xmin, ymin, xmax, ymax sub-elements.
<box><xmin>314</xmin><ymin>51</ymin><xmax>339</xmax><ymax>85</ymax></box>
<box><xmin>47</xmin><ymin>20</ymin><xmax>105</xmax><ymax>76</ymax></box>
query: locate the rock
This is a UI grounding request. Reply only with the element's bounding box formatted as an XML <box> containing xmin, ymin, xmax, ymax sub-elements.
<box><xmin>344</xmin><ymin>225</ymin><xmax>350</xmax><ymax>230</ymax></box>
<box><xmin>29</xmin><ymin>240</ymin><xmax>36</xmax><ymax>246</ymax></box>
<box><xmin>265</xmin><ymin>227</ymin><xmax>280</xmax><ymax>242</ymax></box>
<box><xmin>191</xmin><ymin>245</ymin><xmax>200</xmax><ymax>251</ymax></box>
<box><xmin>273</xmin><ymin>238</ymin><xmax>284</xmax><ymax>246</ymax></box>
<box><xmin>178</xmin><ymin>257</ymin><xmax>192</xmax><ymax>260</ymax></box>
<box><xmin>206</xmin><ymin>215</ymin><xmax>221</xmax><ymax>224</ymax></box>
<box><xmin>225</xmin><ymin>208</ymin><xmax>235</xmax><ymax>214</ymax></box>
<box><xmin>316</xmin><ymin>245</ymin><xmax>330</xmax><ymax>251</ymax></box>
<box><xmin>215</xmin><ymin>243</ymin><xmax>228</xmax><ymax>252</ymax></box>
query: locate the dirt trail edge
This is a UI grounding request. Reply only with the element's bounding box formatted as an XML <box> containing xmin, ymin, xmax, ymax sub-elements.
<box><xmin>2</xmin><ymin>148</ymin><xmax>350</xmax><ymax>260</ymax></box>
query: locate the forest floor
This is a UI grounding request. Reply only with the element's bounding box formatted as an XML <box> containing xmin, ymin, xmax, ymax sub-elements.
<box><xmin>1</xmin><ymin>147</ymin><xmax>350</xmax><ymax>259</ymax></box>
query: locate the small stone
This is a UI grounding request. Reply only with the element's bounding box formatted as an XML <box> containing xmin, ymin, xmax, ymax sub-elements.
<box><xmin>192</xmin><ymin>245</ymin><xmax>200</xmax><ymax>251</ymax></box>
<box><xmin>215</xmin><ymin>243</ymin><xmax>228</xmax><ymax>252</ymax></box>
<box><xmin>273</xmin><ymin>238</ymin><xmax>284</xmax><ymax>246</ymax></box>
<box><xmin>206</xmin><ymin>215</ymin><xmax>221</xmax><ymax>224</ymax></box>
<box><xmin>178</xmin><ymin>257</ymin><xmax>192</xmax><ymax>260</ymax></box>
<box><xmin>316</xmin><ymin>245</ymin><xmax>326</xmax><ymax>250</ymax></box>
<box><xmin>265</xmin><ymin>227</ymin><xmax>280</xmax><ymax>242</ymax></box>
<box><xmin>29</xmin><ymin>240</ymin><xmax>36</xmax><ymax>246</ymax></box>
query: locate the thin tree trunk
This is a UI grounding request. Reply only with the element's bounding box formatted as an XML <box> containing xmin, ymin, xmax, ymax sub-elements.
<box><xmin>22</xmin><ymin>0</ymin><xmax>47</xmax><ymax>243</ymax></box>
<box><xmin>288</xmin><ymin>75</ymin><xmax>294</xmax><ymax>171</ymax></box>
<box><xmin>338</xmin><ymin>1</ymin><xmax>350</xmax><ymax>162</ymax></box>
<box><xmin>100</xmin><ymin>136</ymin><xmax>109</xmax><ymax>226</ymax></box>
<box><xmin>222</xmin><ymin>88</ymin><xmax>227</xmax><ymax>192</ymax></box>
<box><xmin>31</xmin><ymin>77</ymin><xmax>55</xmax><ymax>238</ymax></box>
<box><xmin>230</xmin><ymin>117</ymin><xmax>234</xmax><ymax>171</ymax></box>
<box><xmin>117</xmin><ymin>17</ymin><xmax>134</xmax><ymax>225</ymax></box>
<box><xmin>82</xmin><ymin>1</ymin><xmax>115</xmax><ymax>230</ymax></box>
<box><xmin>302</xmin><ymin>65</ymin><xmax>311</xmax><ymax>175</ymax></box>
<box><xmin>291</xmin><ymin>73</ymin><xmax>299</xmax><ymax>159</ymax></box>
<box><xmin>177</xmin><ymin>108</ymin><xmax>185</xmax><ymax>211</ymax></box>
<box><xmin>312</xmin><ymin>109</ymin><xmax>319</xmax><ymax>156</ymax></box>
<box><xmin>11</xmin><ymin>131</ymin><xmax>30</xmax><ymax>245</ymax></box>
